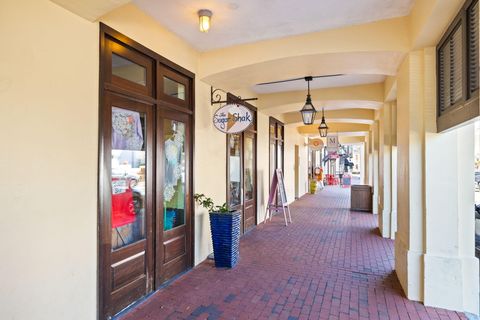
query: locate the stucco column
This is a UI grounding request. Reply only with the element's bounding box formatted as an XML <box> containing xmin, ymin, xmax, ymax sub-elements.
<box><xmin>422</xmin><ymin>48</ymin><xmax>479</xmax><ymax>314</ymax></box>
<box><xmin>391</xmin><ymin>102</ymin><xmax>398</xmax><ymax>239</ymax></box>
<box><xmin>395</xmin><ymin>49</ymin><xmax>479</xmax><ymax>315</ymax></box>
<box><xmin>367</xmin><ymin>132</ymin><xmax>373</xmax><ymax>186</ymax></box>
<box><xmin>379</xmin><ymin>103</ymin><xmax>393</xmax><ymax>238</ymax></box>
<box><xmin>372</xmin><ymin>120</ymin><xmax>380</xmax><ymax>215</ymax></box>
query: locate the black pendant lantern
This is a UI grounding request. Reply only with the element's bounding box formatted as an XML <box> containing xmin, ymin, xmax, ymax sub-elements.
<box><xmin>318</xmin><ymin>108</ymin><xmax>328</xmax><ymax>138</ymax></box>
<box><xmin>299</xmin><ymin>76</ymin><xmax>316</xmax><ymax>125</ymax></box>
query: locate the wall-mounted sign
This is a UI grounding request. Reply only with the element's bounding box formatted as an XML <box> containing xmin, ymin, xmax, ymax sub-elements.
<box><xmin>327</xmin><ymin>135</ymin><xmax>339</xmax><ymax>153</ymax></box>
<box><xmin>213</xmin><ymin>103</ymin><xmax>253</xmax><ymax>134</ymax></box>
<box><xmin>309</xmin><ymin>139</ymin><xmax>324</xmax><ymax>151</ymax></box>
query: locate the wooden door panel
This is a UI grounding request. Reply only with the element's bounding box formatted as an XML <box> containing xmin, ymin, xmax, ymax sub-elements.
<box><xmin>244</xmin><ymin>202</ymin><xmax>255</xmax><ymax>232</ymax></box>
<box><xmin>111</xmin><ymin>253</ymin><xmax>145</xmax><ymax>290</ymax></box>
<box><xmin>111</xmin><ymin>276</ymin><xmax>147</xmax><ymax>315</ymax></box>
<box><xmin>101</xmin><ymin>93</ymin><xmax>154</xmax><ymax>318</ymax></box>
<box><xmin>164</xmin><ymin>235</ymin><xmax>186</xmax><ymax>263</ymax></box>
<box><xmin>156</xmin><ymin>110</ymin><xmax>192</xmax><ymax>285</ymax></box>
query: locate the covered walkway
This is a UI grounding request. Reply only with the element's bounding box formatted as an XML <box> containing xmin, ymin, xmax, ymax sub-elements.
<box><xmin>120</xmin><ymin>188</ymin><xmax>466</xmax><ymax>320</ymax></box>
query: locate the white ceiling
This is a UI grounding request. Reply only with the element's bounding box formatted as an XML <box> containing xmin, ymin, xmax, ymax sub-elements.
<box><xmin>253</xmin><ymin>74</ymin><xmax>386</xmax><ymax>94</ymax></box>
<box><xmin>133</xmin><ymin>0</ymin><xmax>415</xmax><ymax>51</ymax></box>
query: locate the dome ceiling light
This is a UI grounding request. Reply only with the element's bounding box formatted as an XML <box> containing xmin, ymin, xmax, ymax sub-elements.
<box><xmin>198</xmin><ymin>9</ymin><xmax>212</xmax><ymax>33</ymax></box>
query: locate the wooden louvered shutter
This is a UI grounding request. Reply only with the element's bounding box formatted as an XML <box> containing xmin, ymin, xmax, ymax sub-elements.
<box><xmin>438</xmin><ymin>23</ymin><xmax>464</xmax><ymax>115</ymax></box>
<box><xmin>437</xmin><ymin>0</ymin><xmax>479</xmax><ymax>132</ymax></box>
<box><xmin>468</xmin><ymin>0</ymin><xmax>479</xmax><ymax>96</ymax></box>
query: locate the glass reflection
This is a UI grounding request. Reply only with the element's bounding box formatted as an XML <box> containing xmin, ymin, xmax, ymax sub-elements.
<box><xmin>164</xmin><ymin>77</ymin><xmax>185</xmax><ymax>100</ymax></box>
<box><xmin>244</xmin><ymin>136</ymin><xmax>254</xmax><ymax>201</ymax></box>
<box><xmin>111</xmin><ymin>107</ymin><xmax>146</xmax><ymax>250</ymax></box>
<box><xmin>112</xmin><ymin>53</ymin><xmax>147</xmax><ymax>86</ymax></box>
<box><xmin>163</xmin><ymin>120</ymin><xmax>186</xmax><ymax>231</ymax></box>
<box><xmin>229</xmin><ymin>134</ymin><xmax>242</xmax><ymax>207</ymax></box>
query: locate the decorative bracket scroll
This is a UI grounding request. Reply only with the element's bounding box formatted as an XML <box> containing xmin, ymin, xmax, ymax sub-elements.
<box><xmin>210</xmin><ymin>86</ymin><xmax>258</xmax><ymax>106</ymax></box>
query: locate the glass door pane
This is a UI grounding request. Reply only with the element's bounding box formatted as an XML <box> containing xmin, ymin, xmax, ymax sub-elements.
<box><xmin>163</xmin><ymin>119</ymin><xmax>186</xmax><ymax>231</ymax></box>
<box><xmin>244</xmin><ymin>135</ymin><xmax>254</xmax><ymax>201</ymax></box>
<box><xmin>229</xmin><ymin>134</ymin><xmax>242</xmax><ymax>207</ymax></box>
<box><xmin>111</xmin><ymin>107</ymin><xmax>147</xmax><ymax>250</ymax></box>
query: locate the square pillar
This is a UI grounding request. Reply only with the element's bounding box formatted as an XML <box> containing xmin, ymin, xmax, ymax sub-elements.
<box><xmin>379</xmin><ymin>103</ymin><xmax>393</xmax><ymax>238</ymax></box>
<box><xmin>395</xmin><ymin>49</ymin><xmax>479</xmax><ymax>315</ymax></box>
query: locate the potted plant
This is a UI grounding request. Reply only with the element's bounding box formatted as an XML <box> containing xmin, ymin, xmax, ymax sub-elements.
<box><xmin>194</xmin><ymin>193</ymin><xmax>241</xmax><ymax>268</ymax></box>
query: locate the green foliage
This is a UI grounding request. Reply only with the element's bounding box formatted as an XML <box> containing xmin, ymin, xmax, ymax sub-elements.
<box><xmin>194</xmin><ymin>193</ymin><xmax>229</xmax><ymax>213</ymax></box>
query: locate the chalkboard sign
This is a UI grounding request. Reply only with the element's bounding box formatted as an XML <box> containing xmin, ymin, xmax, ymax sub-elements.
<box><xmin>276</xmin><ymin>169</ymin><xmax>287</xmax><ymax>205</ymax></box>
<box><xmin>264</xmin><ymin>169</ymin><xmax>292</xmax><ymax>226</ymax></box>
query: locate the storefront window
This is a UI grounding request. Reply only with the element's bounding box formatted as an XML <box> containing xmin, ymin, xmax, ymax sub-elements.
<box><xmin>229</xmin><ymin>134</ymin><xmax>242</xmax><ymax>207</ymax></box>
<box><xmin>163</xmin><ymin>119</ymin><xmax>186</xmax><ymax>231</ymax></box>
<box><xmin>111</xmin><ymin>107</ymin><xmax>146</xmax><ymax>250</ymax></box>
<box><xmin>244</xmin><ymin>135</ymin><xmax>254</xmax><ymax>201</ymax></box>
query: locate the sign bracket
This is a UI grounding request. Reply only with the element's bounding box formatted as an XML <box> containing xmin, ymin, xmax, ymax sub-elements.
<box><xmin>211</xmin><ymin>87</ymin><xmax>258</xmax><ymax>106</ymax></box>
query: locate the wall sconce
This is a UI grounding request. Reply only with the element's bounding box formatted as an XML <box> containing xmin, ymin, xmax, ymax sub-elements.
<box><xmin>198</xmin><ymin>9</ymin><xmax>212</xmax><ymax>33</ymax></box>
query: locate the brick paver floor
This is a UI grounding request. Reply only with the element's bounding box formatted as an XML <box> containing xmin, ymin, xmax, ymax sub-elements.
<box><xmin>120</xmin><ymin>187</ymin><xmax>467</xmax><ymax>320</ymax></box>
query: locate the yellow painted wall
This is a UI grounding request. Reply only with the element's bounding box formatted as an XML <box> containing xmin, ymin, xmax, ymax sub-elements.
<box><xmin>0</xmin><ymin>0</ymin><xmax>99</xmax><ymax>319</ymax></box>
<box><xmin>0</xmin><ymin>3</ymin><xmax>311</xmax><ymax>319</ymax></box>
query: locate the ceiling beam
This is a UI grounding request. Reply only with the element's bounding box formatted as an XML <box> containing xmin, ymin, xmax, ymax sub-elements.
<box><xmin>283</xmin><ymin>109</ymin><xmax>375</xmax><ymax>125</ymax></box>
<box><xmin>50</xmin><ymin>0</ymin><xmax>130</xmax><ymax>21</ymax></box>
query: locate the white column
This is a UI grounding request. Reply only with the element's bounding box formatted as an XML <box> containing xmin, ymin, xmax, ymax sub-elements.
<box><xmin>379</xmin><ymin>103</ymin><xmax>393</xmax><ymax>238</ymax></box>
<box><xmin>372</xmin><ymin>121</ymin><xmax>380</xmax><ymax>215</ymax></box>
<box><xmin>422</xmin><ymin>47</ymin><xmax>479</xmax><ymax>314</ymax></box>
<box><xmin>395</xmin><ymin>49</ymin><xmax>479</xmax><ymax>314</ymax></box>
<box><xmin>391</xmin><ymin>102</ymin><xmax>398</xmax><ymax>239</ymax></box>
<box><xmin>395</xmin><ymin>50</ymin><xmax>427</xmax><ymax>302</ymax></box>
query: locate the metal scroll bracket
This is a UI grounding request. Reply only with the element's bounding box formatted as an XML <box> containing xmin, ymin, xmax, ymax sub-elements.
<box><xmin>210</xmin><ymin>86</ymin><xmax>258</xmax><ymax>106</ymax></box>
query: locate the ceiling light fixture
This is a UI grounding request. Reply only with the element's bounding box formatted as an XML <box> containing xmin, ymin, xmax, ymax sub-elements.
<box><xmin>299</xmin><ymin>76</ymin><xmax>316</xmax><ymax>125</ymax></box>
<box><xmin>198</xmin><ymin>9</ymin><xmax>212</xmax><ymax>33</ymax></box>
<box><xmin>318</xmin><ymin>108</ymin><xmax>329</xmax><ymax>138</ymax></box>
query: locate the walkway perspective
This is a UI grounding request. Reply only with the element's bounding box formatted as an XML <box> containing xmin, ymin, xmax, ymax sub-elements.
<box><xmin>121</xmin><ymin>187</ymin><xmax>466</xmax><ymax>320</ymax></box>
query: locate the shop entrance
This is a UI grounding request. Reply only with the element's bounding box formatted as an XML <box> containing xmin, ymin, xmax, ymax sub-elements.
<box><xmin>269</xmin><ymin>117</ymin><xmax>285</xmax><ymax>204</ymax></box>
<box><xmin>226</xmin><ymin>94</ymin><xmax>257</xmax><ymax>234</ymax></box>
<box><xmin>98</xmin><ymin>25</ymin><xmax>194</xmax><ymax>319</ymax></box>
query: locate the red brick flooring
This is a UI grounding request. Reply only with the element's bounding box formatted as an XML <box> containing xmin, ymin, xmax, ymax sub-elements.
<box><xmin>120</xmin><ymin>187</ymin><xmax>467</xmax><ymax>320</ymax></box>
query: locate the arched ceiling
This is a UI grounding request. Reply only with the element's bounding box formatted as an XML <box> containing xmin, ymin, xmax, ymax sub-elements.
<box><xmin>202</xmin><ymin>51</ymin><xmax>404</xmax><ymax>91</ymax></box>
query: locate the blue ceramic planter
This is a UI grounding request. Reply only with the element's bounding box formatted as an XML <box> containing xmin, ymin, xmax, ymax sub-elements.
<box><xmin>209</xmin><ymin>211</ymin><xmax>241</xmax><ymax>268</ymax></box>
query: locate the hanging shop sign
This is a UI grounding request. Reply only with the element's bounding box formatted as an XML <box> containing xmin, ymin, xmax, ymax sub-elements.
<box><xmin>213</xmin><ymin>103</ymin><xmax>253</xmax><ymax>134</ymax></box>
<box><xmin>309</xmin><ymin>138</ymin><xmax>324</xmax><ymax>151</ymax></box>
<box><xmin>327</xmin><ymin>135</ymin><xmax>339</xmax><ymax>153</ymax></box>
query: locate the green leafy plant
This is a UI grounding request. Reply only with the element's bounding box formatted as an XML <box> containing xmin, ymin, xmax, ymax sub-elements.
<box><xmin>194</xmin><ymin>193</ymin><xmax>229</xmax><ymax>213</ymax></box>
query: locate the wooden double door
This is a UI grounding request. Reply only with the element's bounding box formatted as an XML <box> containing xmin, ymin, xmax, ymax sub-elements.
<box><xmin>99</xmin><ymin>25</ymin><xmax>194</xmax><ymax>319</ymax></box>
<box><xmin>227</xmin><ymin>95</ymin><xmax>257</xmax><ymax>234</ymax></box>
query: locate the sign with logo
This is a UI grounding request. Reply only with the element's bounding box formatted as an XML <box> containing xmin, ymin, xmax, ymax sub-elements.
<box><xmin>213</xmin><ymin>103</ymin><xmax>253</xmax><ymax>134</ymax></box>
<box><xmin>309</xmin><ymin>138</ymin><xmax>324</xmax><ymax>151</ymax></box>
<box><xmin>327</xmin><ymin>135</ymin><xmax>339</xmax><ymax>153</ymax></box>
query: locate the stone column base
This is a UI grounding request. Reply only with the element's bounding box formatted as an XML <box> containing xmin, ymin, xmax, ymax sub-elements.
<box><xmin>395</xmin><ymin>236</ymin><xmax>423</xmax><ymax>301</ymax></box>
<box><xmin>424</xmin><ymin>254</ymin><xmax>479</xmax><ymax>315</ymax></box>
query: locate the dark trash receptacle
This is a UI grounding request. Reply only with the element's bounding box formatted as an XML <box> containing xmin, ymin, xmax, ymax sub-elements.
<box><xmin>350</xmin><ymin>185</ymin><xmax>372</xmax><ymax>212</ymax></box>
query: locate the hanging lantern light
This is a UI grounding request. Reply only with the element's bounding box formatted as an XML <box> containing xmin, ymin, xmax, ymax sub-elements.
<box><xmin>318</xmin><ymin>108</ymin><xmax>328</xmax><ymax>138</ymax></box>
<box><xmin>299</xmin><ymin>76</ymin><xmax>316</xmax><ymax>125</ymax></box>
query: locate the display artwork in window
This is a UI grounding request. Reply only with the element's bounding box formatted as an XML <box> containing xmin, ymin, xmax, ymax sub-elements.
<box><xmin>163</xmin><ymin>120</ymin><xmax>186</xmax><ymax>231</ymax></box>
<box><xmin>110</xmin><ymin>107</ymin><xmax>147</xmax><ymax>250</ymax></box>
<box><xmin>112</xmin><ymin>107</ymin><xmax>144</xmax><ymax>151</ymax></box>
